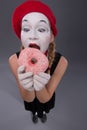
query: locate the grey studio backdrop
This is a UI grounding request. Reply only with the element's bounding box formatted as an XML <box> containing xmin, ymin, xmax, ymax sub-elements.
<box><xmin>0</xmin><ymin>0</ymin><xmax>87</xmax><ymax>130</ymax></box>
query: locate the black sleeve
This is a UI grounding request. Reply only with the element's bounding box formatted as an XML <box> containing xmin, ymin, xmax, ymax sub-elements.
<box><xmin>16</xmin><ymin>52</ymin><xmax>20</xmax><ymax>58</ymax></box>
<box><xmin>50</xmin><ymin>52</ymin><xmax>62</xmax><ymax>75</ymax></box>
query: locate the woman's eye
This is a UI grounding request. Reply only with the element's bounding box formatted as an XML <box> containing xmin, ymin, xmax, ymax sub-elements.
<box><xmin>38</xmin><ymin>28</ymin><xmax>46</xmax><ymax>32</ymax></box>
<box><xmin>23</xmin><ymin>28</ymin><xmax>30</xmax><ymax>32</ymax></box>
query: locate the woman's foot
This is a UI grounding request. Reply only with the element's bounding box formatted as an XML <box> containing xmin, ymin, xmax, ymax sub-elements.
<box><xmin>40</xmin><ymin>111</ymin><xmax>47</xmax><ymax>123</ymax></box>
<box><xmin>32</xmin><ymin>112</ymin><xmax>38</xmax><ymax>123</ymax></box>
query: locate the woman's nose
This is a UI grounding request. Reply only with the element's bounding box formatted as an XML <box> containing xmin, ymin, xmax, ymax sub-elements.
<box><xmin>29</xmin><ymin>30</ymin><xmax>38</xmax><ymax>40</ymax></box>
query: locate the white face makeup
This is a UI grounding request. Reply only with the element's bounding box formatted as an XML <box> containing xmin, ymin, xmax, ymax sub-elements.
<box><xmin>21</xmin><ymin>12</ymin><xmax>53</xmax><ymax>53</ymax></box>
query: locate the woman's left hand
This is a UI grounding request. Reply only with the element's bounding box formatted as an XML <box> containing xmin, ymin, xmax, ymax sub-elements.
<box><xmin>33</xmin><ymin>72</ymin><xmax>51</xmax><ymax>91</ymax></box>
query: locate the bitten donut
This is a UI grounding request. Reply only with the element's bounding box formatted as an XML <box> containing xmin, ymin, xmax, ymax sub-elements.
<box><xmin>18</xmin><ymin>48</ymin><xmax>49</xmax><ymax>74</ymax></box>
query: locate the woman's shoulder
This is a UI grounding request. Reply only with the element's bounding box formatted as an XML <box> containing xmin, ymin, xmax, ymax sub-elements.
<box><xmin>9</xmin><ymin>52</ymin><xmax>20</xmax><ymax>61</ymax></box>
<box><xmin>8</xmin><ymin>51</ymin><xmax>20</xmax><ymax>67</ymax></box>
<box><xmin>55</xmin><ymin>51</ymin><xmax>68</xmax><ymax>66</ymax></box>
<box><xmin>8</xmin><ymin>52</ymin><xmax>20</xmax><ymax>75</ymax></box>
<box><xmin>50</xmin><ymin>51</ymin><xmax>68</xmax><ymax>75</ymax></box>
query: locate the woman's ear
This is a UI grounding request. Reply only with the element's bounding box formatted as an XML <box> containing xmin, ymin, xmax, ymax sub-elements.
<box><xmin>50</xmin><ymin>34</ymin><xmax>54</xmax><ymax>43</ymax></box>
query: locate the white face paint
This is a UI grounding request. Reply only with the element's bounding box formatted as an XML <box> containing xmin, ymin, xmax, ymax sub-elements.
<box><xmin>21</xmin><ymin>12</ymin><xmax>53</xmax><ymax>53</ymax></box>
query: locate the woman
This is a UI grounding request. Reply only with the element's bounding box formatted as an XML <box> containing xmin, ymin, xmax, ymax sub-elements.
<box><xmin>9</xmin><ymin>0</ymin><xmax>68</xmax><ymax>123</ymax></box>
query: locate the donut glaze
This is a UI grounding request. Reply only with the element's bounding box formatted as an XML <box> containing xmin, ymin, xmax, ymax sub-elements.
<box><xmin>18</xmin><ymin>48</ymin><xmax>49</xmax><ymax>74</ymax></box>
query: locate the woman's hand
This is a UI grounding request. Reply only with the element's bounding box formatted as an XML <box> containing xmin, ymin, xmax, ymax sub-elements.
<box><xmin>17</xmin><ymin>65</ymin><xmax>34</xmax><ymax>91</ymax></box>
<box><xmin>33</xmin><ymin>72</ymin><xmax>51</xmax><ymax>91</ymax></box>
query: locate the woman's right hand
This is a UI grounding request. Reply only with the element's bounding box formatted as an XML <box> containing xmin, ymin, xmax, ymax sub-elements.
<box><xmin>17</xmin><ymin>65</ymin><xmax>34</xmax><ymax>91</ymax></box>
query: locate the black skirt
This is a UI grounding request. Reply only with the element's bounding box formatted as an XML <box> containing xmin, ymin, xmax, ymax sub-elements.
<box><xmin>24</xmin><ymin>93</ymin><xmax>55</xmax><ymax>117</ymax></box>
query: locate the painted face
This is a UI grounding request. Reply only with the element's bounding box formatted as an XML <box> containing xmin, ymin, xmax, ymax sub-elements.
<box><xmin>21</xmin><ymin>12</ymin><xmax>53</xmax><ymax>53</ymax></box>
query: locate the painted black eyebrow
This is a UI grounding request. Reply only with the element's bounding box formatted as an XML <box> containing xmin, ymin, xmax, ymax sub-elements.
<box><xmin>22</xmin><ymin>19</ymin><xmax>47</xmax><ymax>24</ymax></box>
<box><xmin>22</xmin><ymin>19</ymin><xmax>28</xmax><ymax>22</ymax></box>
<box><xmin>40</xmin><ymin>20</ymin><xmax>47</xmax><ymax>23</ymax></box>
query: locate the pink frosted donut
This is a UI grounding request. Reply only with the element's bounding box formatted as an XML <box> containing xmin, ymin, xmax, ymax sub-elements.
<box><xmin>18</xmin><ymin>48</ymin><xmax>49</xmax><ymax>74</ymax></box>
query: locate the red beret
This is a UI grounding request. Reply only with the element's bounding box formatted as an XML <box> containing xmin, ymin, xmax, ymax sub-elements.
<box><xmin>12</xmin><ymin>0</ymin><xmax>57</xmax><ymax>38</ymax></box>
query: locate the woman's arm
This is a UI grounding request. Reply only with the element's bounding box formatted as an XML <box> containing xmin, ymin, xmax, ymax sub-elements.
<box><xmin>9</xmin><ymin>54</ymin><xmax>35</xmax><ymax>102</ymax></box>
<box><xmin>35</xmin><ymin>56</ymin><xmax>68</xmax><ymax>103</ymax></box>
